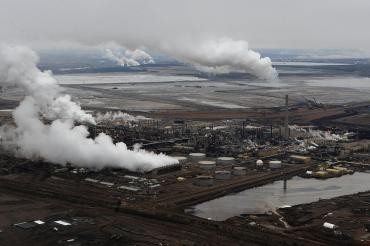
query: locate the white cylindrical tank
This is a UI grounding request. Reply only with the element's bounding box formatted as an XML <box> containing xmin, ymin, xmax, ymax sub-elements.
<box><xmin>256</xmin><ymin>159</ymin><xmax>264</xmax><ymax>167</ymax></box>
<box><xmin>216</xmin><ymin>157</ymin><xmax>235</xmax><ymax>165</ymax></box>
<box><xmin>193</xmin><ymin>175</ymin><xmax>214</xmax><ymax>187</ymax></box>
<box><xmin>189</xmin><ymin>153</ymin><xmax>206</xmax><ymax>161</ymax></box>
<box><xmin>269</xmin><ymin>160</ymin><xmax>282</xmax><ymax>169</ymax></box>
<box><xmin>232</xmin><ymin>166</ymin><xmax>246</xmax><ymax>176</ymax></box>
<box><xmin>215</xmin><ymin>170</ymin><xmax>231</xmax><ymax>180</ymax></box>
<box><xmin>173</xmin><ymin>156</ymin><xmax>187</xmax><ymax>164</ymax></box>
<box><xmin>198</xmin><ymin>160</ymin><xmax>216</xmax><ymax>170</ymax></box>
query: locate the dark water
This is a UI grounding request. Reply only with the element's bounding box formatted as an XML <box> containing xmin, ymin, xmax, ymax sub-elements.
<box><xmin>191</xmin><ymin>172</ymin><xmax>370</xmax><ymax>221</ymax></box>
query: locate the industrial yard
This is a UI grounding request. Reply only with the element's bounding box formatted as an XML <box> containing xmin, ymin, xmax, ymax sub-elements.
<box><xmin>1</xmin><ymin>91</ymin><xmax>370</xmax><ymax>245</ymax></box>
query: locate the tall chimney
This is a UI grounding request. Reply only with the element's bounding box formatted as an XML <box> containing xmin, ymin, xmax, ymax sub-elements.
<box><xmin>284</xmin><ymin>94</ymin><xmax>289</xmax><ymax>138</ymax></box>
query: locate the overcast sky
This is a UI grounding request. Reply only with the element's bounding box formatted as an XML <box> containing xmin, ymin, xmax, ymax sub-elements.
<box><xmin>0</xmin><ymin>0</ymin><xmax>369</xmax><ymax>50</ymax></box>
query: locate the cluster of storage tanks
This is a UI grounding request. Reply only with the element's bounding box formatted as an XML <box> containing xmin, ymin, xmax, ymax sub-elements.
<box><xmin>187</xmin><ymin>153</ymin><xmax>248</xmax><ymax>187</ymax></box>
<box><xmin>173</xmin><ymin>153</ymin><xmax>284</xmax><ymax>187</ymax></box>
<box><xmin>256</xmin><ymin>159</ymin><xmax>282</xmax><ymax>169</ymax></box>
<box><xmin>194</xmin><ymin>168</ymin><xmax>249</xmax><ymax>187</ymax></box>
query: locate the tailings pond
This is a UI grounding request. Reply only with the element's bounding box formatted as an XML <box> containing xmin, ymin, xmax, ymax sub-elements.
<box><xmin>190</xmin><ymin>172</ymin><xmax>370</xmax><ymax>221</ymax></box>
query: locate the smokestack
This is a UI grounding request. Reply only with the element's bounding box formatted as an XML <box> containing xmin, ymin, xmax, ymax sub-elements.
<box><xmin>284</xmin><ymin>94</ymin><xmax>289</xmax><ymax>139</ymax></box>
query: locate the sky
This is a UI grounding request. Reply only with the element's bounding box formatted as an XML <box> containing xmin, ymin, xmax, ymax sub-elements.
<box><xmin>0</xmin><ymin>0</ymin><xmax>369</xmax><ymax>51</ymax></box>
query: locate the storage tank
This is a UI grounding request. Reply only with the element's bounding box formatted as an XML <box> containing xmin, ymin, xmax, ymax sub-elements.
<box><xmin>269</xmin><ymin>160</ymin><xmax>282</xmax><ymax>169</ymax></box>
<box><xmin>216</xmin><ymin>157</ymin><xmax>235</xmax><ymax>165</ymax></box>
<box><xmin>173</xmin><ymin>156</ymin><xmax>187</xmax><ymax>164</ymax></box>
<box><xmin>193</xmin><ymin>175</ymin><xmax>214</xmax><ymax>187</ymax></box>
<box><xmin>198</xmin><ymin>160</ymin><xmax>216</xmax><ymax>170</ymax></box>
<box><xmin>232</xmin><ymin>166</ymin><xmax>246</xmax><ymax>176</ymax></box>
<box><xmin>215</xmin><ymin>170</ymin><xmax>231</xmax><ymax>180</ymax></box>
<box><xmin>189</xmin><ymin>153</ymin><xmax>206</xmax><ymax>161</ymax></box>
<box><xmin>256</xmin><ymin>159</ymin><xmax>264</xmax><ymax>167</ymax></box>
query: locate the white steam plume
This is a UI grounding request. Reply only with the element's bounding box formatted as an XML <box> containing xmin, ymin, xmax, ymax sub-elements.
<box><xmin>163</xmin><ymin>38</ymin><xmax>278</xmax><ymax>80</ymax></box>
<box><xmin>96</xmin><ymin>111</ymin><xmax>150</xmax><ymax>123</ymax></box>
<box><xmin>0</xmin><ymin>45</ymin><xmax>95</xmax><ymax>124</ymax></box>
<box><xmin>289</xmin><ymin>125</ymin><xmax>349</xmax><ymax>141</ymax></box>
<box><xmin>0</xmin><ymin>45</ymin><xmax>178</xmax><ymax>171</ymax></box>
<box><xmin>104</xmin><ymin>46</ymin><xmax>155</xmax><ymax>67</ymax></box>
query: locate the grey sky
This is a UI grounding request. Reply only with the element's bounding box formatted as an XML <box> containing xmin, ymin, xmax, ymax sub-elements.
<box><xmin>0</xmin><ymin>0</ymin><xmax>369</xmax><ymax>50</ymax></box>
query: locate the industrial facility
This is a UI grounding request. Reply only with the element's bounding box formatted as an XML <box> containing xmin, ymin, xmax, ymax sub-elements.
<box><xmin>1</xmin><ymin>98</ymin><xmax>370</xmax><ymax>245</ymax></box>
<box><xmin>1</xmin><ymin>0</ymin><xmax>370</xmax><ymax>244</ymax></box>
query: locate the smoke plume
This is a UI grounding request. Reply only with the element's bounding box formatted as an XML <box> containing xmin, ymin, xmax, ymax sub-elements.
<box><xmin>162</xmin><ymin>38</ymin><xmax>278</xmax><ymax>80</ymax></box>
<box><xmin>101</xmin><ymin>39</ymin><xmax>278</xmax><ymax>80</ymax></box>
<box><xmin>96</xmin><ymin>111</ymin><xmax>150</xmax><ymax>123</ymax></box>
<box><xmin>289</xmin><ymin>125</ymin><xmax>349</xmax><ymax>141</ymax></box>
<box><xmin>0</xmin><ymin>45</ymin><xmax>95</xmax><ymax>124</ymax></box>
<box><xmin>0</xmin><ymin>45</ymin><xmax>178</xmax><ymax>171</ymax></box>
<box><xmin>103</xmin><ymin>46</ymin><xmax>155</xmax><ymax>67</ymax></box>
